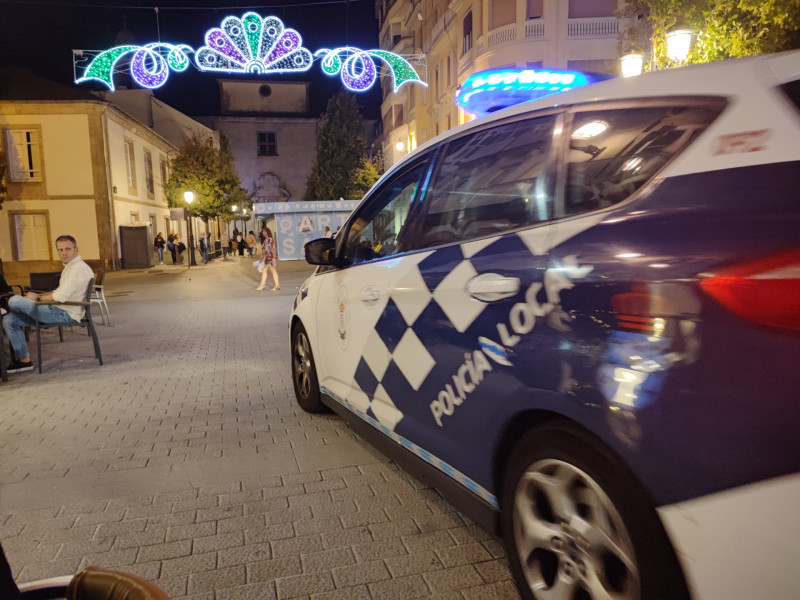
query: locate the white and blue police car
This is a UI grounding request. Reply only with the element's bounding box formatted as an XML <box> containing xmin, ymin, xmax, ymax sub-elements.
<box><xmin>290</xmin><ymin>51</ymin><xmax>800</xmax><ymax>600</ymax></box>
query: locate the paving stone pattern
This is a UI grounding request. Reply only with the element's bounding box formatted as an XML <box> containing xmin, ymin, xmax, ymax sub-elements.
<box><xmin>0</xmin><ymin>256</ymin><xmax>520</xmax><ymax>599</ymax></box>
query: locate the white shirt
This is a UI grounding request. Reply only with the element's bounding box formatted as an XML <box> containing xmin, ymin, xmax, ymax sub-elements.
<box><xmin>52</xmin><ymin>255</ymin><xmax>94</xmax><ymax>322</ymax></box>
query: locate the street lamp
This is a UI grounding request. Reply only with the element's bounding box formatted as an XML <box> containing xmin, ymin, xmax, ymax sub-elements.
<box><xmin>184</xmin><ymin>190</ymin><xmax>197</xmax><ymax>267</ymax></box>
<box><xmin>666</xmin><ymin>29</ymin><xmax>693</xmax><ymax>64</ymax></box>
<box><xmin>620</xmin><ymin>53</ymin><xmax>644</xmax><ymax>78</ymax></box>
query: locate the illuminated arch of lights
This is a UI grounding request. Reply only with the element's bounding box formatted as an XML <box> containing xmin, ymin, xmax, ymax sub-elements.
<box><xmin>75</xmin><ymin>12</ymin><xmax>425</xmax><ymax>94</ymax></box>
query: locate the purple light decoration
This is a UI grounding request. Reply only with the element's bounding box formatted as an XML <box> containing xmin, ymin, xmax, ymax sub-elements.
<box><xmin>131</xmin><ymin>45</ymin><xmax>169</xmax><ymax>89</ymax></box>
<box><xmin>341</xmin><ymin>50</ymin><xmax>377</xmax><ymax>91</ymax></box>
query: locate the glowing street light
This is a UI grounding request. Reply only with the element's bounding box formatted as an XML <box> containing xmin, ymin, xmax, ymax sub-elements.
<box><xmin>666</xmin><ymin>29</ymin><xmax>693</xmax><ymax>63</ymax></box>
<box><xmin>620</xmin><ymin>53</ymin><xmax>644</xmax><ymax>78</ymax></box>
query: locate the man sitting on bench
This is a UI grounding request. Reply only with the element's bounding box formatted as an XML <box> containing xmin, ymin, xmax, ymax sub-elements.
<box><xmin>3</xmin><ymin>235</ymin><xmax>94</xmax><ymax>373</ymax></box>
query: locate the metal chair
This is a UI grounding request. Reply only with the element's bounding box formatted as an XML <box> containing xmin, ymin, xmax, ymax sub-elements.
<box><xmin>33</xmin><ymin>278</ymin><xmax>103</xmax><ymax>373</ymax></box>
<box><xmin>90</xmin><ymin>270</ymin><xmax>110</xmax><ymax>326</ymax></box>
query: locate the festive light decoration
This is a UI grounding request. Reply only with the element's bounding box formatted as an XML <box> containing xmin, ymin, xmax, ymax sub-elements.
<box><xmin>77</xmin><ymin>44</ymin><xmax>191</xmax><ymax>91</ymax></box>
<box><xmin>317</xmin><ymin>47</ymin><xmax>425</xmax><ymax>92</ymax></box>
<box><xmin>456</xmin><ymin>68</ymin><xmax>592</xmax><ymax>117</ymax></box>
<box><xmin>195</xmin><ymin>13</ymin><xmax>312</xmax><ymax>74</ymax></box>
<box><xmin>75</xmin><ymin>12</ymin><xmax>424</xmax><ymax>95</ymax></box>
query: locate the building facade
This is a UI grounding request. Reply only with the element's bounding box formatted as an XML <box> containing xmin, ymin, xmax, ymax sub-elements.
<box><xmin>1</xmin><ymin>72</ymin><xmax>217</xmax><ymax>280</ymax></box>
<box><xmin>376</xmin><ymin>0</ymin><xmax>627</xmax><ymax>166</ymax></box>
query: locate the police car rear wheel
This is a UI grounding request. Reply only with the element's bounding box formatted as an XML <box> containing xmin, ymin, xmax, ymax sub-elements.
<box><xmin>501</xmin><ymin>422</ymin><xmax>689</xmax><ymax>600</ymax></box>
<box><xmin>291</xmin><ymin>323</ymin><xmax>326</xmax><ymax>413</ymax></box>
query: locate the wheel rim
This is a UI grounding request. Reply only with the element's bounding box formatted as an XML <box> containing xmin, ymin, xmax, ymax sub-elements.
<box><xmin>293</xmin><ymin>330</ymin><xmax>312</xmax><ymax>400</ymax></box>
<box><xmin>512</xmin><ymin>459</ymin><xmax>640</xmax><ymax>600</ymax></box>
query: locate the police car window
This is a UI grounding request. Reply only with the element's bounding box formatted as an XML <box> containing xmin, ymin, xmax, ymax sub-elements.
<box><xmin>422</xmin><ymin>115</ymin><xmax>556</xmax><ymax>247</ymax></box>
<box><xmin>342</xmin><ymin>160</ymin><xmax>426</xmax><ymax>266</ymax></box>
<box><xmin>565</xmin><ymin>104</ymin><xmax>722</xmax><ymax>215</ymax></box>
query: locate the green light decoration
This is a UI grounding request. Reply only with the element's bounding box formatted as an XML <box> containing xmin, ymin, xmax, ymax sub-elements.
<box><xmin>74</xmin><ymin>12</ymin><xmax>425</xmax><ymax>94</ymax></box>
<box><xmin>77</xmin><ymin>46</ymin><xmax>138</xmax><ymax>90</ymax></box>
<box><xmin>316</xmin><ymin>48</ymin><xmax>425</xmax><ymax>92</ymax></box>
<box><xmin>76</xmin><ymin>44</ymin><xmax>191</xmax><ymax>91</ymax></box>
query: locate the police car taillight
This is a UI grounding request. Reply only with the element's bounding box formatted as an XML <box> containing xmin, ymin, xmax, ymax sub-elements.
<box><xmin>699</xmin><ymin>249</ymin><xmax>800</xmax><ymax>332</ymax></box>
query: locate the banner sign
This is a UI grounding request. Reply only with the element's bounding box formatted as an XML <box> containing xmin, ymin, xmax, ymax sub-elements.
<box><xmin>254</xmin><ymin>201</ymin><xmax>359</xmax><ymax>261</ymax></box>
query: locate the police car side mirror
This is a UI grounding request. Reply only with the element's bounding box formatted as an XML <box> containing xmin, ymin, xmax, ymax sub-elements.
<box><xmin>304</xmin><ymin>237</ymin><xmax>337</xmax><ymax>266</ymax></box>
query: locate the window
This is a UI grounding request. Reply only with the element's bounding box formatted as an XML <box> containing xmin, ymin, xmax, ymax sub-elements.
<box><xmin>491</xmin><ymin>0</ymin><xmax>515</xmax><ymax>29</ymax></box>
<box><xmin>144</xmin><ymin>149</ymin><xmax>154</xmax><ymax>195</ymax></box>
<box><xmin>527</xmin><ymin>0</ymin><xmax>543</xmax><ymax>19</ymax></box>
<box><xmin>130</xmin><ymin>211</ymin><xmax>139</xmax><ymax>223</ymax></box>
<box><xmin>463</xmin><ymin>12</ymin><xmax>473</xmax><ymax>54</ymax></box>
<box><xmin>343</xmin><ymin>158</ymin><xmax>429</xmax><ymax>265</ymax></box>
<box><xmin>124</xmin><ymin>139</ymin><xmax>136</xmax><ymax>190</ymax></box>
<box><xmin>257</xmin><ymin>132</ymin><xmax>277</xmax><ymax>156</ymax></box>
<box><xmin>5</xmin><ymin>129</ymin><xmax>42</xmax><ymax>181</ymax></box>
<box><xmin>159</xmin><ymin>157</ymin><xmax>168</xmax><ymax>190</ymax></box>
<box><xmin>12</xmin><ymin>212</ymin><xmax>50</xmax><ymax>260</ymax></box>
<box><xmin>564</xmin><ymin>104</ymin><xmax>724</xmax><ymax>216</ymax></box>
<box><xmin>568</xmin><ymin>0</ymin><xmax>616</xmax><ymax>18</ymax></box>
<box><xmin>447</xmin><ymin>56</ymin><xmax>452</xmax><ymax>87</ymax></box>
<box><xmin>422</xmin><ymin>115</ymin><xmax>556</xmax><ymax>247</ymax></box>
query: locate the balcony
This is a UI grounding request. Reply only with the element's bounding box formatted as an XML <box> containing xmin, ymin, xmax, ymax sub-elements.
<box><xmin>567</xmin><ymin>17</ymin><xmax>618</xmax><ymax>38</ymax></box>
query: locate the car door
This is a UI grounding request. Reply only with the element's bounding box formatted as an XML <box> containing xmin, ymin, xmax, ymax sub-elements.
<box><xmin>311</xmin><ymin>155</ymin><xmax>433</xmax><ymax>430</ymax></box>
<box><xmin>377</xmin><ymin>113</ymin><xmax>571</xmax><ymax>492</ymax></box>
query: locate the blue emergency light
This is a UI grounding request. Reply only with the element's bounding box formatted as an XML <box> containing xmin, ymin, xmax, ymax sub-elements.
<box><xmin>456</xmin><ymin>67</ymin><xmax>593</xmax><ymax>117</ymax></box>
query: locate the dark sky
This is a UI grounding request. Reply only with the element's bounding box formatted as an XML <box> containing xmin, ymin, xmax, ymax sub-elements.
<box><xmin>1</xmin><ymin>0</ymin><xmax>382</xmax><ymax>118</ymax></box>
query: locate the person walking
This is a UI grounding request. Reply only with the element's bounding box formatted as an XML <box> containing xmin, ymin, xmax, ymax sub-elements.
<box><xmin>246</xmin><ymin>231</ymin><xmax>257</xmax><ymax>257</ymax></box>
<box><xmin>167</xmin><ymin>230</ymin><xmax>177</xmax><ymax>264</ymax></box>
<box><xmin>175</xmin><ymin>234</ymin><xmax>186</xmax><ymax>265</ymax></box>
<box><xmin>3</xmin><ymin>235</ymin><xmax>94</xmax><ymax>373</ymax></box>
<box><xmin>199</xmin><ymin>231</ymin><xmax>209</xmax><ymax>264</ymax></box>
<box><xmin>236</xmin><ymin>232</ymin><xmax>245</xmax><ymax>256</ymax></box>
<box><xmin>154</xmin><ymin>232</ymin><xmax>166</xmax><ymax>264</ymax></box>
<box><xmin>220</xmin><ymin>232</ymin><xmax>230</xmax><ymax>259</ymax></box>
<box><xmin>255</xmin><ymin>227</ymin><xmax>280</xmax><ymax>291</ymax></box>
<box><xmin>322</xmin><ymin>225</ymin><xmax>332</xmax><ymax>238</ymax></box>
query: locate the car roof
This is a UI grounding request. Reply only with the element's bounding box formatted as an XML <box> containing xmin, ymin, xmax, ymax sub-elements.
<box><xmin>400</xmin><ymin>51</ymin><xmax>800</xmax><ymax>166</ymax></box>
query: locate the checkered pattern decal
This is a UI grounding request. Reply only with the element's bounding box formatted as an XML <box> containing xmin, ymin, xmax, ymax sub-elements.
<box><xmin>321</xmin><ymin>214</ymin><xmax>606</xmax><ymax>499</ymax></box>
<box><xmin>322</xmin><ymin>385</ymin><xmax>499</xmax><ymax>508</ymax></box>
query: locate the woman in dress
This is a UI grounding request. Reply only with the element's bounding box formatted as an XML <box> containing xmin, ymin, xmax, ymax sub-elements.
<box><xmin>255</xmin><ymin>227</ymin><xmax>280</xmax><ymax>291</ymax></box>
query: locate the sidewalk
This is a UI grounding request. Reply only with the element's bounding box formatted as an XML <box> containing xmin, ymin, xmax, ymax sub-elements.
<box><xmin>0</xmin><ymin>256</ymin><xmax>518</xmax><ymax>600</ymax></box>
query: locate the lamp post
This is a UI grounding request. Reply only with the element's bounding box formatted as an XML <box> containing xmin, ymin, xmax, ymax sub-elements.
<box><xmin>620</xmin><ymin>53</ymin><xmax>644</xmax><ymax>78</ymax></box>
<box><xmin>184</xmin><ymin>190</ymin><xmax>197</xmax><ymax>267</ymax></box>
<box><xmin>666</xmin><ymin>28</ymin><xmax>693</xmax><ymax>64</ymax></box>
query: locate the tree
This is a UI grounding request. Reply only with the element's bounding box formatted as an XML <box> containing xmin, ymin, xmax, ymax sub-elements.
<box><xmin>346</xmin><ymin>156</ymin><xmax>382</xmax><ymax>200</ymax></box>
<box><xmin>165</xmin><ymin>133</ymin><xmax>250</xmax><ymax>221</ymax></box>
<box><xmin>305</xmin><ymin>91</ymin><xmax>369</xmax><ymax>200</ymax></box>
<box><xmin>618</xmin><ymin>0</ymin><xmax>800</xmax><ymax>69</ymax></box>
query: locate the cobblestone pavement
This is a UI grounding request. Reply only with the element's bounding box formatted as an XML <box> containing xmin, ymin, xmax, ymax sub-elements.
<box><xmin>0</xmin><ymin>255</ymin><xmax>521</xmax><ymax>600</ymax></box>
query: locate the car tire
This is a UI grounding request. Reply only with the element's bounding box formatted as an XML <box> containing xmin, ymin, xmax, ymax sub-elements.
<box><xmin>291</xmin><ymin>322</ymin><xmax>327</xmax><ymax>413</ymax></box>
<box><xmin>501</xmin><ymin>420</ymin><xmax>690</xmax><ymax>600</ymax></box>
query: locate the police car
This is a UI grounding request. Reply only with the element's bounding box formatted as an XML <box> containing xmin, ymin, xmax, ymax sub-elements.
<box><xmin>290</xmin><ymin>52</ymin><xmax>800</xmax><ymax>600</ymax></box>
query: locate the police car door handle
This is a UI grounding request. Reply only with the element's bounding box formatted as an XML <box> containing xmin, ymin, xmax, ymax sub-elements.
<box><xmin>360</xmin><ymin>286</ymin><xmax>381</xmax><ymax>304</ymax></box>
<box><xmin>467</xmin><ymin>273</ymin><xmax>520</xmax><ymax>301</ymax></box>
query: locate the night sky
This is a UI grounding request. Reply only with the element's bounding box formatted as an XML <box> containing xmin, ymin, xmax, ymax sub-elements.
<box><xmin>2</xmin><ymin>0</ymin><xmax>382</xmax><ymax>118</ymax></box>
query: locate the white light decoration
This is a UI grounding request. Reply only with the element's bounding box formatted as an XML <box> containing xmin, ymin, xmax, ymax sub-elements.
<box><xmin>195</xmin><ymin>13</ymin><xmax>312</xmax><ymax>74</ymax></box>
<box><xmin>620</xmin><ymin>53</ymin><xmax>644</xmax><ymax>78</ymax></box>
<box><xmin>666</xmin><ymin>29</ymin><xmax>693</xmax><ymax>63</ymax></box>
<box><xmin>184</xmin><ymin>191</ymin><xmax>194</xmax><ymax>203</ymax></box>
<box><xmin>74</xmin><ymin>12</ymin><xmax>426</xmax><ymax>95</ymax></box>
